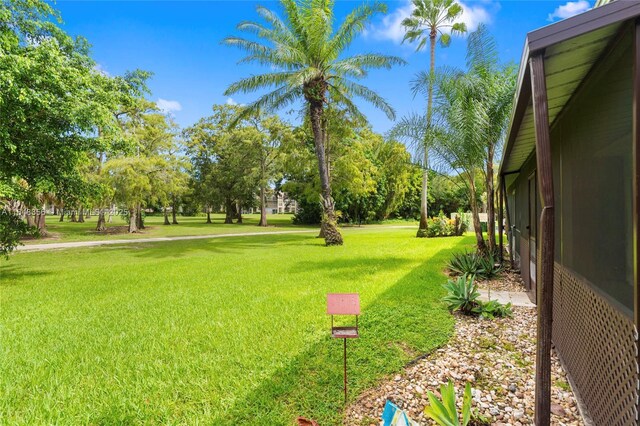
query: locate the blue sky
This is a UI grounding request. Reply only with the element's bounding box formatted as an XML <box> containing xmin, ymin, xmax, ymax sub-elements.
<box><xmin>55</xmin><ymin>0</ymin><xmax>594</xmax><ymax>133</ymax></box>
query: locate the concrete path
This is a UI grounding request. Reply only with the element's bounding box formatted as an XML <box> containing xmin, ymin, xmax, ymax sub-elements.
<box><xmin>17</xmin><ymin>225</ymin><xmax>416</xmax><ymax>252</ymax></box>
<box><xmin>17</xmin><ymin>229</ymin><xmax>318</xmax><ymax>252</ymax></box>
<box><xmin>478</xmin><ymin>289</ymin><xmax>535</xmax><ymax>307</ymax></box>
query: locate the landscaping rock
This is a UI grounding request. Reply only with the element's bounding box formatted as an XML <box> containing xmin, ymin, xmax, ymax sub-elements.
<box><xmin>344</xmin><ymin>305</ymin><xmax>584</xmax><ymax>425</ymax></box>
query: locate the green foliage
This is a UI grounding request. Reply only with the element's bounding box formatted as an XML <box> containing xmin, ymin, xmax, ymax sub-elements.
<box><xmin>0</xmin><ymin>209</ymin><xmax>36</xmax><ymax>259</ymax></box>
<box><xmin>478</xmin><ymin>300</ymin><xmax>512</xmax><ymax>320</ymax></box>
<box><xmin>448</xmin><ymin>251</ymin><xmax>482</xmax><ymax>276</ymax></box>
<box><xmin>424</xmin><ymin>380</ymin><xmax>473</xmax><ymax>426</ymax></box>
<box><xmin>448</xmin><ymin>250</ymin><xmax>502</xmax><ymax>280</ymax></box>
<box><xmin>426</xmin><ymin>211</ymin><xmax>466</xmax><ymax>237</ymax></box>
<box><xmin>442</xmin><ymin>275</ymin><xmax>480</xmax><ymax>315</ymax></box>
<box><xmin>476</xmin><ymin>252</ymin><xmax>502</xmax><ymax>280</ymax></box>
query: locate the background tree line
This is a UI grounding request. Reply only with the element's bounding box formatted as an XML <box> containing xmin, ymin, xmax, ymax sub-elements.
<box><xmin>1</xmin><ymin>0</ymin><xmax>514</xmax><ymax>257</ymax></box>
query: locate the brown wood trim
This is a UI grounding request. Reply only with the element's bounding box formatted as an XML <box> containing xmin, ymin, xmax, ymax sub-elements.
<box><xmin>633</xmin><ymin>20</ymin><xmax>640</xmax><ymax>426</ymax></box>
<box><xmin>499</xmin><ymin>179</ymin><xmax>504</xmax><ymax>263</ymax></box>
<box><xmin>502</xmin><ymin>174</ymin><xmax>515</xmax><ymax>268</ymax></box>
<box><xmin>530</xmin><ymin>52</ymin><xmax>555</xmax><ymax>426</ymax></box>
<box><xmin>528</xmin><ymin>1</ymin><xmax>640</xmax><ymax>53</ymax></box>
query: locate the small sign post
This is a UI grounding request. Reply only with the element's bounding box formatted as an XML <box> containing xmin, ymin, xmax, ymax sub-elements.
<box><xmin>327</xmin><ymin>293</ymin><xmax>360</xmax><ymax>403</ymax></box>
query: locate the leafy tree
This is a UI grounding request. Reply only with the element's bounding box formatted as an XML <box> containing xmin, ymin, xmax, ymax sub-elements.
<box><xmin>223</xmin><ymin>0</ymin><xmax>405</xmax><ymax>245</ymax></box>
<box><xmin>402</xmin><ymin>0</ymin><xmax>466</xmax><ymax>237</ymax></box>
<box><xmin>245</xmin><ymin>115</ymin><xmax>293</xmax><ymax>227</ymax></box>
<box><xmin>185</xmin><ymin>105</ymin><xmax>262</xmax><ymax>224</ymax></box>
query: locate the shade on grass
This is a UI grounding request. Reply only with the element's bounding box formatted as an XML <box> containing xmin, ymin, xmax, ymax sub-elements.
<box><xmin>24</xmin><ymin>214</ymin><xmax>315</xmax><ymax>245</ymax></box>
<box><xmin>1</xmin><ymin>228</ymin><xmax>472</xmax><ymax>424</ymax></box>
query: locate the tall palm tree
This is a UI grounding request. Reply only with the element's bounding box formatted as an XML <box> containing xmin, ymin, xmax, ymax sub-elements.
<box><xmin>223</xmin><ymin>0</ymin><xmax>404</xmax><ymax>246</ymax></box>
<box><xmin>402</xmin><ymin>0</ymin><xmax>466</xmax><ymax>238</ymax></box>
<box><xmin>465</xmin><ymin>25</ymin><xmax>516</xmax><ymax>254</ymax></box>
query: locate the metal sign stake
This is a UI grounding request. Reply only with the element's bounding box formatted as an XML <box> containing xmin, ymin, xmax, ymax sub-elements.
<box><xmin>326</xmin><ymin>293</ymin><xmax>360</xmax><ymax>404</ymax></box>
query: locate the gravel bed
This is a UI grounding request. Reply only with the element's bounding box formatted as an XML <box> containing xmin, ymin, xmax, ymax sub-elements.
<box><xmin>476</xmin><ymin>267</ymin><xmax>526</xmax><ymax>293</ymax></box>
<box><xmin>345</xmin><ymin>307</ymin><xmax>584</xmax><ymax>426</ymax></box>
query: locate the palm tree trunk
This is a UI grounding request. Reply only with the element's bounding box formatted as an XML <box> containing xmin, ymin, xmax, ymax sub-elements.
<box><xmin>469</xmin><ymin>174</ymin><xmax>487</xmax><ymax>252</ymax></box>
<box><xmin>309</xmin><ymin>99</ymin><xmax>343</xmax><ymax>246</ymax></box>
<box><xmin>486</xmin><ymin>144</ymin><xmax>496</xmax><ymax>254</ymax></box>
<box><xmin>259</xmin><ymin>186</ymin><xmax>268</xmax><ymax>227</ymax></box>
<box><xmin>418</xmin><ymin>33</ymin><xmax>437</xmax><ymax>238</ymax></box>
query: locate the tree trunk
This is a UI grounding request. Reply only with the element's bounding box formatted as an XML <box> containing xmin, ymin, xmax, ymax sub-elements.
<box><xmin>486</xmin><ymin>145</ymin><xmax>496</xmax><ymax>254</ymax></box>
<box><xmin>224</xmin><ymin>198</ymin><xmax>234</xmax><ymax>224</ymax></box>
<box><xmin>36</xmin><ymin>204</ymin><xmax>46</xmax><ymax>234</ymax></box>
<box><xmin>70</xmin><ymin>209</ymin><xmax>77</xmax><ymax>222</ymax></box>
<box><xmin>128</xmin><ymin>208</ymin><xmax>138</xmax><ymax>233</ymax></box>
<box><xmin>417</xmin><ymin>33</ymin><xmax>438</xmax><ymax>238</ymax></box>
<box><xmin>85</xmin><ymin>208</ymin><xmax>91</xmax><ymax>219</ymax></box>
<box><xmin>236</xmin><ymin>201</ymin><xmax>243</xmax><ymax>224</ymax></box>
<box><xmin>171</xmin><ymin>195</ymin><xmax>179</xmax><ymax>224</ymax></box>
<box><xmin>78</xmin><ymin>205</ymin><xmax>84</xmax><ymax>223</ymax></box>
<box><xmin>163</xmin><ymin>206</ymin><xmax>170</xmax><ymax>225</ymax></box>
<box><xmin>417</xmin><ymin>154</ymin><xmax>429</xmax><ymax>237</ymax></box>
<box><xmin>96</xmin><ymin>210</ymin><xmax>106</xmax><ymax>231</ymax></box>
<box><xmin>469</xmin><ymin>175</ymin><xmax>487</xmax><ymax>252</ymax></box>
<box><xmin>136</xmin><ymin>204</ymin><xmax>144</xmax><ymax>230</ymax></box>
<box><xmin>59</xmin><ymin>209</ymin><xmax>65</xmax><ymax>222</ymax></box>
<box><xmin>309</xmin><ymin>97</ymin><xmax>343</xmax><ymax>246</ymax></box>
<box><xmin>206</xmin><ymin>206</ymin><xmax>212</xmax><ymax>224</ymax></box>
<box><xmin>259</xmin><ymin>186</ymin><xmax>267</xmax><ymax>227</ymax></box>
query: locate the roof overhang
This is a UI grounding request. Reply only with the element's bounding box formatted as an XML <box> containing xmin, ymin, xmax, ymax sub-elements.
<box><xmin>499</xmin><ymin>0</ymin><xmax>640</xmax><ymax>180</ymax></box>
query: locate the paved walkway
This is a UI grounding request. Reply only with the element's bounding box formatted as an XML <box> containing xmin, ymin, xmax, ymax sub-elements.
<box><xmin>478</xmin><ymin>289</ymin><xmax>535</xmax><ymax>307</ymax></box>
<box><xmin>17</xmin><ymin>225</ymin><xmax>416</xmax><ymax>252</ymax></box>
<box><xmin>17</xmin><ymin>229</ymin><xmax>318</xmax><ymax>252</ymax></box>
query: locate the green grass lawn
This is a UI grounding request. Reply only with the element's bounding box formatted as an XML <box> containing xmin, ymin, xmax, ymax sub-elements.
<box><xmin>24</xmin><ymin>213</ymin><xmax>315</xmax><ymax>245</ymax></box>
<box><xmin>1</xmin><ymin>228</ymin><xmax>470</xmax><ymax>425</ymax></box>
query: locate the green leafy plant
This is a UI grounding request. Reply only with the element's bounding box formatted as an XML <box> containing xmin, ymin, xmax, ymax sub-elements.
<box><xmin>447</xmin><ymin>251</ymin><xmax>482</xmax><ymax>276</ymax></box>
<box><xmin>442</xmin><ymin>275</ymin><xmax>481</xmax><ymax>314</ymax></box>
<box><xmin>424</xmin><ymin>381</ymin><xmax>472</xmax><ymax>426</ymax></box>
<box><xmin>478</xmin><ymin>300</ymin><xmax>512</xmax><ymax>319</ymax></box>
<box><xmin>476</xmin><ymin>253</ymin><xmax>502</xmax><ymax>280</ymax></box>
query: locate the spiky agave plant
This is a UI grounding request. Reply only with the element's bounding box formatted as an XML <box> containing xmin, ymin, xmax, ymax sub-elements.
<box><xmin>223</xmin><ymin>0</ymin><xmax>405</xmax><ymax>246</ymax></box>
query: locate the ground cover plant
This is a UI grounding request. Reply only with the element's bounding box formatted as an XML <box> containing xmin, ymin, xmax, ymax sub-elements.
<box><xmin>1</xmin><ymin>228</ymin><xmax>470</xmax><ymax>425</ymax></box>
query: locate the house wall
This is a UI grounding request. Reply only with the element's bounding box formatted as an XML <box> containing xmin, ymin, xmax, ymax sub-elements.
<box><xmin>507</xmin><ymin>28</ymin><xmax>637</xmax><ymax>424</ymax></box>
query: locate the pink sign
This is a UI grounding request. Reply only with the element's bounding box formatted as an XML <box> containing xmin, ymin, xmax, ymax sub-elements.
<box><xmin>327</xmin><ymin>293</ymin><xmax>360</xmax><ymax>315</ymax></box>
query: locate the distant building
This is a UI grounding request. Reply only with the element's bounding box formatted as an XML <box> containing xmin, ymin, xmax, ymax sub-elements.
<box><xmin>243</xmin><ymin>191</ymin><xmax>298</xmax><ymax>215</ymax></box>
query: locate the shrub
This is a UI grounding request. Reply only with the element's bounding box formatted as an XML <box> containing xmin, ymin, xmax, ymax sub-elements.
<box><xmin>426</xmin><ymin>211</ymin><xmax>466</xmax><ymax>238</ymax></box>
<box><xmin>442</xmin><ymin>275</ymin><xmax>481</xmax><ymax>315</ymax></box>
<box><xmin>448</xmin><ymin>250</ymin><xmax>502</xmax><ymax>280</ymax></box>
<box><xmin>424</xmin><ymin>381</ymin><xmax>489</xmax><ymax>426</ymax></box>
<box><xmin>476</xmin><ymin>253</ymin><xmax>502</xmax><ymax>280</ymax></box>
<box><xmin>448</xmin><ymin>251</ymin><xmax>482</xmax><ymax>276</ymax></box>
<box><xmin>478</xmin><ymin>300</ymin><xmax>513</xmax><ymax>320</ymax></box>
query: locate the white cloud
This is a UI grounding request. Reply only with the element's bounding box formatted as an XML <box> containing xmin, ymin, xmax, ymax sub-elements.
<box><xmin>156</xmin><ymin>98</ymin><xmax>182</xmax><ymax>114</ymax></box>
<box><xmin>93</xmin><ymin>63</ymin><xmax>110</xmax><ymax>76</ymax></box>
<box><xmin>225</xmin><ymin>97</ymin><xmax>246</xmax><ymax>107</ymax></box>
<box><xmin>365</xmin><ymin>0</ymin><xmax>494</xmax><ymax>45</ymax></box>
<box><xmin>548</xmin><ymin>1</ymin><xmax>590</xmax><ymax>21</ymax></box>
